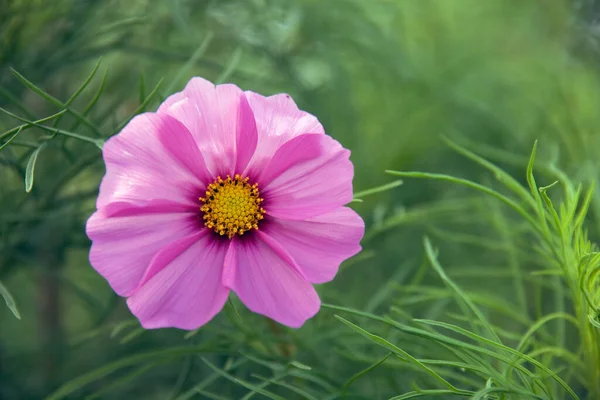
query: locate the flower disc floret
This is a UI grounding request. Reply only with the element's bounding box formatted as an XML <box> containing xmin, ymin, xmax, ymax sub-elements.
<box><xmin>200</xmin><ymin>174</ymin><xmax>266</xmax><ymax>238</ymax></box>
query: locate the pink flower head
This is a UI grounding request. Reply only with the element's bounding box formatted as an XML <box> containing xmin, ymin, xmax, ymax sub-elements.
<box><xmin>86</xmin><ymin>77</ymin><xmax>364</xmax><ymax>329</ymax></box>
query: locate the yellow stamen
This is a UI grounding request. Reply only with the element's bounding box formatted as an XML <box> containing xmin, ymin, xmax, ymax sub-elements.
<box><xmin>199</xmin><ymin>174</ymin><xmax>266</xmax><ymax>239</ymax></box>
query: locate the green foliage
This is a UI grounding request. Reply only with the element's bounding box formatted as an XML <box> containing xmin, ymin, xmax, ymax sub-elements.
<box><xmin>2</xmin><ymin>0</ymin><xmax>600</xmax><ymax>399</ymax></box>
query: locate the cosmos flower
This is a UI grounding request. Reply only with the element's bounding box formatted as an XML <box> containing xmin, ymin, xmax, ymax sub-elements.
<box><xmin>86</xmin><ymin>77</ymin><xmax>364</xmax><ymax>329</ymax></box>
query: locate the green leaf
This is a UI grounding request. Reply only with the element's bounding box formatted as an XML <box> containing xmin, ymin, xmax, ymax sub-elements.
<box><xmin>0</xmin><ymin>280</ymin><xmax>20</xmax><ymax>319</ymax></box>
<box><xmin>46</xmin><ymin>344</ymin><xmax>226</xmax><ymax>400</ymax></box>
<box><xmin>471</xmin><ymin>387</ymin><xmax>546</xmax><ymax>400</ymax></box>
<box><xmin>10</xmin><ymin>67</ymin><xmax>103</xmax><ymax>137</ymax></box>
<box><xmin>385</xmin><ymin>170</ymin><xmax>540</xmax><ymax>232</ymax></box>
<box><xmin>289</xmin><ymin>360</ymin><xmax>312</xmax><ymax>371</ymax></box>
<box><xmin>353</xmin><ymin>179</ymin><xmax>404</xmax><ymax>200</ymax></box>
<box><xmin>443</xmin><ymin>136</ymin><xmax>535</xmax><ymax>209</ymax></box>
<box><xmin>342</xmin><ymin>352</ymin><xmax>391</xmax><ymax>391</ymax></box>
<box><xmin>423</xmin><ymin>237</ymin><xmax>502</xmax><ymax>344</ymax></box>
<box><xmin>0</xmin><ymin>126</ymin><xmax>23</xmax><ymax>152</ymax></box>
<box><xmin>84</xmin><ymin>362</ymin><xmax>160</xmax><ymax>400</ymax></box>
<box><xmin>0</xmin><ymin>109</ymin><xmax>67</xmax><ymax>141</ymax></box>
<box><xmin>201</xmin><ymin>357</ymin><xmax>286</xmax><ymax>400</ymax></box>
<box><xmin>334</xmin><ymin>315</ymin><xmax>458</xmax><ymax>391</ymax></box>
<box><xmin>251</xmin><ymin>374</ymin><xmax>320</xmax><ymax>400</ymax></box>
<box><xmin>0</xmin><ymin>107</ymin><xmax>103</xmax><ymax>148</ymax></box>
<box><xmin>216</xmin><ymin>46</ymin><xmax>243</xmax><ymax>84</ymax></box>
<box><xmin>52</xmin><ymin>58</ymin><xmax>102</xmax><ymax>129</ymax></box>
<box><xmin>175</xmin><ymin>358</ymin><xmax>248</xmax><ymax>400</ymax></box>
<box><xmin>139</xmin><ymin>71</ymin><xmax>147</xmax><ymax>104</ymax></box>
<box><xmin>25</xmin><ymin>143</ymin><xmax>46</xmax><ymax>193</ymax></box>
<box><xmin>112</xmin><ymin>77</ymin><xmax>164</xmax><ymax>135</ymax></box>
<box><xmin>166</xmin><ymin>31</ymin><xmax>214</xmax><ymax>94</ymax></box>
<box><xmin>414</xmin><ymin>319</ymin><xmax>579</xmax><ymax>400</ymax></box>
<box><xmin>72</xmin><ymin>68</ymin><xmax>108</xmax><ymax>130</ymax></box>
<box><xmin>388</xmin><ymin>389</ymin><xmax>474</xmax><ymax>399</ymax></box>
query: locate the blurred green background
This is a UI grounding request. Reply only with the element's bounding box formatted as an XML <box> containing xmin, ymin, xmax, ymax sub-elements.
<box><xmin>2</xmin><ymin>0</ymin><xmax>600</xmax><ymax>398</ymax></box>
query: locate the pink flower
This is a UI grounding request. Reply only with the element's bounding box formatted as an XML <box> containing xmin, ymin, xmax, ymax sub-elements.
<box><xmin>86</xmin><ymin>77</ymin><xmax>364</xmax><ymax>329</ymax></box>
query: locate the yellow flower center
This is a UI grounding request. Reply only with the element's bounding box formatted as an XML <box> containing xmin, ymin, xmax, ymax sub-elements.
<box><xmin>199</xmin><ymin>174</ymin><xmax>266</xmax><ymax>239</ymax></box>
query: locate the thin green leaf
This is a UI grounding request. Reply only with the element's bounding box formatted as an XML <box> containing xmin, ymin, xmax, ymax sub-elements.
<box><xmin>74</xmin><ymin>68</ymin><xmax>108</xmax><ymax>126</ymax></box>
<box><xmin>25</xmin><ymin>143</ymin><xmax>46</xmax><ymax>193</ymax></box>
<box><xmin>443</xmin><ymin>136</ymin><xmax>535</xmax><ymax>208</ymax></box>
<box><xmin>324</xmin><ymin>304</ymin><xmax>547</xmax><ymax>387</ymax></box>
<box><xmin>289</xmin><ymin>361</ymin><xmax>312</xmax><ymax>371</ymax></box>
<box><xmin>471</xmin><ymin>387</ymin><xmax>546</xmax><ymax>400</ymax></box>
<box><xmin>53</xmin><ymin>58</ymin><xmax>102</xmax><ymax>128</ymax></box>
<box><xmin>1</xmin><ymin>107</ymin><xmax>103</xmax><ymax>148</ymax></box>
<box><xmin>166</xmin><ymin>32</ymin><xmax>214</xmax><ymax>94</ymax></box>
<box><xmin>110</xmin><ymin>320</ymin><xmax>138</xmax><ymax>338</ymax></box>
<box><xmin>574</xmin><ymin>182</ymin><xmax>595</xmax><ymax>232</ymax></box>
<box><xmin>343</xmin><ymin>352</ymin><xmax>391</xmax><ymax>391</ymax></box>
<box><xmin>0</xmin><ymin>109</ymin><xmax>67</xmax><ymax>141</ymax></box>
<box><xmin>385</xmin><ymin>170</ymin><xmax>540</xmax><ymax>232</ymax></box>
<box><xmin>353</xmin><ymin>179</ymin><xmax>404</xmax><ymax>200</ymax></box>
<box><xmin>0</xmin><ymin>280</ymin><xmax>20</xmax><ymax>319</ymax></box>
<box><xmin>10</xmin><ymin>67</ymin><xmax>103</xmax><ymax>137</ymax></box>
<box><xmin>252</xmin><ymin>374</ymin><xmax>320</xmax><ymax>400</ymax></box>
<box><xmin>175</xmin><ymin>358</ymin><xmax>248</xmax><ymax>400</ymax></box>
<box><xmin>0</xmin><ymin>126</ymin><xmax>23</xmax><ymax>152</ymax></box>
<box><xmin>192</xmin><ymin>390</ymin><xmax>230</xmax><ymax>400</ymax></box>
<box><xmin>388</xmin><ymin>389</ymin><xmax>474</xmax><ymax>399</ymax></box>
<box><xmin>525</xmin><ymin>141</ymin><xmax>550</xmax><ymax>235</ymax></box>
<box><xmin>112</xmin><ymin>78</ymin><xmax>164</xmax><ymax>135</ymax></box>
<box><xmin>334</xmin><ymin>315</ymin><xmax>459</xmax><ymax>391</ymax></box>
<box><xmin>85</xmin><ymin>362</ymin><xmax>159</xmax><ymax>400</ymax></box>
<box><xmin>201</xmin><ymin>357</ymin><xmax>286</xmax><ymax>400</ymax></box>
<box><xmin>46</xmin><ymin>344</ymin><xmax>226</xmax><ymax>400</ymax></box>
<box><xmin>366</xmin><ymin>259</ymin><xmax>416</xmax><ymax>313</ymax></box>
<box><xmin>424</xmin><ymin>237</ymin><xmax>502</xmax><ymax>344</ymax></box>
<box><xmin>139</xmin><ymin>73</ymin><xmax>147</xmax><ymax>106</ymax></box>
<box><xmin>216</xmin><ymin>46</ymin><xmax>243</xmax><ymax>84</ymax></box>
<box><xmin>241</xmin><ymin>352</ymin><xmax>285</xmax><ymax>372</ymax></box>
<box><xmin>0</xmin><ymin>87</ymin><xmax>37</xmax><ymax>119</ymax></box>
<box><xmin>119</xmin><ymin>327</ymin><xmax>145</xmax><ymax>344</ymax></box>
<box><xmin>414</xmin><ymin>319</ymin><xmax>579</xmax><ymax>400</ymax></box>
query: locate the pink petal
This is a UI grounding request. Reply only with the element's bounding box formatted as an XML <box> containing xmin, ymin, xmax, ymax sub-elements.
<box><xmin>225</xmin><ymin>234</ymin><xmax>320</xmax><ymax>328</ymax></box>
<box><xmin>159</xmin><ymin>77</ymin><xmax>258</xmax><ymax>177</ymax></box>
<box><xmin>86</xmin><ymin>207</ymin><xmax>200</xmax><ymax>297</ymax></box>
<box><xmin>157</xmin><ymin>91</ymin><xmax>186</xmax><ymax>114</ymax></box>
<box><xmin>127</xmin><ymin>230</ymin><xmax>230</xmax><ymax>330</ymax></box>
<box><xmin>243</xmin><ymin>92</ymin><xmax>324</xmax><ymax>176</ymax></box>
<box><xmin>98</xmin><ymin>112</ymin><xmax>207</xmax><ymax>210</ymax></box>
<box><xmin>263</xmin><ymin>207</ymin><xmax>364</xmax><ymax>284</ymax></box>
<box><xmin>259</xmin><ymin>134</ymin><xmax>354</xmax><ymax>220</ymax></box>
<box><xmin>158</xmin><ymin>112</ymin><xmax>213</xmax><ymax>185</ymax></box>
<box><xmin>235</xmin><ymin>94</ymin><xmax>258</xmax><ymax>174</ymax></box>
